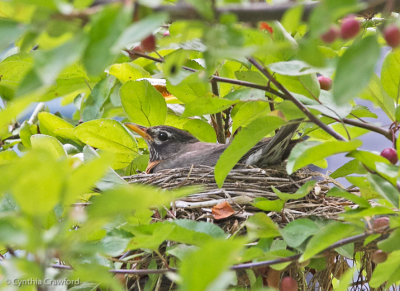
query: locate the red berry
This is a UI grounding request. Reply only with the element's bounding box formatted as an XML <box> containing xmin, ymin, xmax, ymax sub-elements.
<box><xmin>372</xmin><ymin>250</ymin><xmax>388</xmax><ymax>264</ymax></box>
<box><xmin>372</xmin><ymin>216</ymin><xmax>390</xmax><ymax>232</ymax></box>
<box><xmin>321</xmin><ymin>26</ymin><xmax>340</xmax><ymax>43</ymax></box>
<box><xmin>384</xmin><ymin>24</ymin><xmax>400</xmax><ymax>48</ymax></box>
<box><xmin>380</xmin><ymin>148</ymin><xmax>398</xmax><ymax>164</ymax></box>
<box><xmin>140</xmin><ymin>35</ymin><xmax>156</xmax><ymax>52</ymax></box>
<box><xmin>280</xmin><ymin>277</ymin><xmax>298</xmax><ymax>291</ymax></box>
<box><xmin>318</xmin><ymin>76</ymin><xmax>332</xmax><ymax>91</ymax></box>
<box><xmin>340</xmin><ymin>15</ymin><xmax>360</xmax><ymax>40</ymax></box>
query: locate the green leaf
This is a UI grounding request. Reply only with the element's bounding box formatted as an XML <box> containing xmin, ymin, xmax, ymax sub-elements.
<box><xmin>179</xmin><ymin>239</ymin><xmax>243</xmax><ymax>291</ymax></box>
<box><xmin>252</xmin><ymin>198</ymin><xmax>285</xmax><ymax>212</ymax></box>
<box><xmin>167</xmin><ymin>73</ymin><xmax>211</xmax><ymax>103</ymax></box>
<box><xmin>120</xmin><ymin>80</ymin><xmax>167</xmax><ymax>126</ymax></box>
<box><xmin>378</xmin><ymin>229</ymin><xmax>400</xmax><ymax>252</ymax></box>
<box><xmin>108</xmin><ymin>62</ymin><xmax>150</xmax><ymax>83</ymax></box>
<box><xmin>281</xmin><ymin>5</ymin><xmax>304</xmax><ymax>34</ymax></box>
<box><xmin>367</xmin><ymin>173</ymin><xmax>399</xmax><ymax>208</ymax></box>
<box><xmin>300</xmin><ymin>222</ymin><xmax>360</xmax><ymax>262</ymax></box>
<box><xmin>231</xmin><ymin>101</ymin><xmax>270</xmax><ymax>133</ymax></box>
<box><xmin>280</xmin><ymin>218</ymin><xmax>320</xmax><ymax>248</ymax></box>
<box><xmin>184</xmin><ymin>0</ymin><xmax>214</xmax><ymax>20</ymax></box>
<box><xmin>18</xmin><ymin>33</ymin><xmax>87</xmax><ymax>95</ymax></box>
<box><xmin>326</xmin><ymin>187</ymin><xmax>370</xmax><ymax>208</ymax></box>
<box><xmin>215</xmin><ymin>116</ymin><xmax>285</xmax><ymax>187</ymax></box>
<box><xmin>370</xmin><ymin>250</ymin><xmax>400</xmax><ymax>288</ymax></box>
<box><xmin>334</xmin><ymin>267</ymin><xmax>356</xmax><ymax>291</ymax></box>
<box><xmin>171</xmin><ymin>219</ymin><xmax>225</xmax><ymax>239</ymax></box>
<box><xmin>19</xmin><ymin>121</ymin><xmax>38</xmax><ymax>148</ymax></box>
<box><xmin>381</xmin><ymin>49</ymin><xmax>400</xmax><ymax>101</ymax></box>
<box><xmin>0</xmin><ymin>53</ymin><xmax>33</xmax><ymax>100</ymax></box>
<box><xmin>183</xmin><ymin>119</ymin><xmax>217</xmax><ymax>142</ymax></box>
<box><xmin>83</xmin><ymin>4</ymin><xmax>131</xmax><ymax>75</ymax></box>
<box><xmin>287</xmin><ymin>139</ymin><xmax>362</xmax><ymax>174</ymax></box>
<box><xmin>82</xmin><ymin>76</ymin><xmax>116</xmax><ymax>121</ymax></box>
<box><xmin>0</xmin><ymin>19</ymin><xmax>25</xmax><ymax>52</ymax></box>
<box><xmin>183</xmin><ymin>97</ymin><xmax>236</xmax><ymax>117</ymax></box>
<box><xmin>0</xmin><ymin>150</ymin><xmax>18</xmax><ymax>165</ymax></box>
<box><xmin>10</xmin><ymin>150</ymin><xmax>66</xmax><ymax>215</ymax></box>
<box><xmin>272</xmin><ymin>180</ymin><xmax>316</xmax><ymax>201</ymax></box>
<box><xmin>64</xmin><ymin>153</ymin><xmax>113</xmax><ymax>206</ymax></box>
<box><xmin>88</xmin><ymin>184</ymin><xmax>190</xmax><ymax>219</ymax></box>
<box><xmin>330</xmin><ymin>159</ymin><xmax>366</xmax><ymax>179</ymax></box>
<box><xmin>30</xmin><ymin>134</ymin><xmax>66</xmax><ymax>159</ymax></box>
<box><xmin>38</xmin><ymin>112</ymin><xmax>77</xmax><ymax>142</ymax></box>
<box><xmin>74</xmin><ymin>119</ymin><xmax>138</xmax><ymax>169</ymax></box>
<box><xmin>246</xmin><ymin>212</ymin><xmax>280</xmax><ymax>239</ymax></box>
<box><xmin>359</xmin><ymin>74</ymin><xmax>395</xmax><ymax>121</ymax></box>
<box><xmin>269</xmin><ymin>60</ymin><xmax>319</xmax><ymax>76</ymax></box>
<box><xmin>112</xmin><ymin>13</ymin><xmax>168</xmax><ymax>53</ymax></box>
<box><xmin>333</xmin><ymin>35</ymin><xmax>380</xmax><ymax>105</ymax></box>
<box><xmin>348</xmin><ymin>150</ymin><xmax>391</xmax><ymax>173</ymax></box>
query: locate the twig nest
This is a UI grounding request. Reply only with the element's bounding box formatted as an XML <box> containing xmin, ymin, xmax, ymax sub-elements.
<box><xmin>125</xmin><ymin>165</ymin><xmax>352</xmax><ymax>227</ymax></box>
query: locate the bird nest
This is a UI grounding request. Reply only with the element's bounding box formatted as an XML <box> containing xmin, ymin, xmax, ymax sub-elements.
<box><xmin>122</xmin><ymin>167</ymin><xmax>385</xmax><ymax>290</ymax></box>
<box><xmin>125</xmin><ymin>165</ymin><xmax>352</xmax><ymax>230</ymax></box>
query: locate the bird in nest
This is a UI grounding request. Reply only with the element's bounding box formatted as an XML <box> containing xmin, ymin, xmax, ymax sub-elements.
<box><xmin>125</xmin><ymin>120</ymin><xmax>302</xmax><ymax>174</ymax></box>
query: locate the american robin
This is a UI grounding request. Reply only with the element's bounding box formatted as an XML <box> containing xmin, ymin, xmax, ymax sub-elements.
<box><xmin>125</xmin><ymin>121</ymin><xmax>301</xmax><ymax>173</ymax></box>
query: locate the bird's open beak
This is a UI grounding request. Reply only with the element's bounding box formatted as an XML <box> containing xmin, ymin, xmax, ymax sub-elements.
<box><xmin>125</xmin><ymin>123</ymin><xmax>153</xmax><ymax>141</ymax></box>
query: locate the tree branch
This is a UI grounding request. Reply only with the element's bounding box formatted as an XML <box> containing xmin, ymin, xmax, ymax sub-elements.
<box><xmin>247</xmin><ymin>57</ymin><xmax>346</xmax><ymax>141</ymax></box>
<box><xmin>324</xmin><ymin>115</ymin><xmax>393</xmax><ymax>141</ymax></box>
<box><xmin>50</xmin><ymin>228</ymin><xmax>390</xmax><ymax>275</ymax></box>
<box><xmin>152</xmin><ymin>0</ymin><xmax>399</xmax><ymax>23</ymax></box>
<box><xmin>211</xmin><ymin>78</ymin><xmax>226</xmax><ymax>143</ymax></box>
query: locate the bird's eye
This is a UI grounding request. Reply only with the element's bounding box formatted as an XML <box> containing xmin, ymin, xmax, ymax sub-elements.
<box><xmin>158</xmin><ymin>131</ymin><xmax>168</xmax><ymax>141</ymax></box>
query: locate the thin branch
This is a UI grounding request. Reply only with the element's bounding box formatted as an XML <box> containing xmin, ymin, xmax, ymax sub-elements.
<box><xmin>124</xmin><ymin>48</ymin><xmax>285</xmax><ymax>98</ymax></box>
<box><xmin>247</xmin><ymin>57</ymin><xmax>346</xmax><ymax>141</ymax></box>
<box><xmin>324</xmin><ymin>115</ymin><xmax>393</xmax><ymax>141</ymax></box>
<box><xmin>50</xmin><ymin>229</ymin><xmax>391</xmax><ymax>275</ymax></box>
<box><xmin>152</xmin><ymin>0</ymin><xmax>399</xmax><ymax>23</ymax></box>
<box><xmin>211</xmin><ymin>78</ymin><xmax>226</xmax><ymax>143</ymax></box>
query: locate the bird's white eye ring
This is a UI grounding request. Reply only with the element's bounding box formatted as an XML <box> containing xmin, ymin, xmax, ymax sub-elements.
<box><xmin>158</xmin><ymin>131</ymin><xmax>168</xmax><ymax>141</ymax></box>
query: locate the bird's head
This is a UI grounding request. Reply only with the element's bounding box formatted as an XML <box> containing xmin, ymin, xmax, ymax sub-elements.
<box><xmin>125</xmin><ymin>123</ymin><xmax>199</xmax><ymax>162</ymax></box>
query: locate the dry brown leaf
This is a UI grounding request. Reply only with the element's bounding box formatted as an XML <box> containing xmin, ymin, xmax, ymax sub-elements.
<box><xmin>212</xmin><ymin>201</ymin><xmax>235</xmax><ymax>220</ymax></box>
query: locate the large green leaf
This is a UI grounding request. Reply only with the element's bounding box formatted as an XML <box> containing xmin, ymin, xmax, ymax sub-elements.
<box><xmin>0</xmin><ymin>19</ymin><xmax>25</xmax><ymax>53</ymax></box>
<box><xmin>287</xmin><ymin>139</ymin><xmax>362</xmax><ymax>174</ymax></box>
<box><xmin>381</xmin><ymin>49</ymin><xmax>400</xmax><ymax>101</ymax></box>
<box><xmin>18</xmin><ymin>33</ymin><xmax>88</xmax><ymax>96</ymax></box>
<box><xmin>359</xmin><ymin>74</ymin><xmax>395</xmax><ymax>121</ymax></box>
<box><xmin>30</xmin><ymin>134</ymin><xmax>66</xmax><ymax>159</ymax></box>
<box><xmin>367</xmin><ymin>173</ymin><xmax>399</xmax><ymax>208</ymax></box>
<box><xmin>272</xmin><ymin>180</ymin><xmax>316</xmax><ymax>201</ymax></box>
<box><xmin>215</xmin><ymin>116</ymin><xmax>285</xmax><ymax>187</ymax></box>
<box><xmin>280</xmin><ymin>218</ymin><xmax>320</xmax><ymax>248</ymax></box>
<box><xmin>74</xmin><ymin>119</ymin><xmax>138</xmax><ymax>169</ymax></box>
<box><xmin>183</xmin><ymin>119</ymin><xmax>217</xmax><ymax>142</ymax></box>
<box><xmin>82</xmin><ymin>76</ymin><xmax>116</xmax><ymax>121</ymax></box>
<box><xmin>167</xmin><ymin>73</ymin><xmax>211</xmax><ymax>103</ymax></box>
<box><xmin>10</xmin><ymin>150</ymin><xmax>67</xmax><ymax>215</ymax></box>
<box><xmin>370</xmin><ymin>250</ymin><xmax>400</xmax><ymax>288</ymax></box>
<box><xmin>269</xmin><ymin>60</ymin><xmax>319</xmax><ymax>76</ymax></box>
<box><xmin>112</xmin><ymin>13</ymin><xmax>168</xmax><ymax>53</ymax></box>
<box><xmin>333</xmin><ymin>35</ymin><xmax>380</xmax><ymax>105</ymax></box>
<box><xmin>179</xmin><ymin>239</ymin><xmax>243</xmax><ymax>291</ymax></box>
<box><xmin>120</xmin><ymin>80</ymin><xmax>167</xmax><ymax>126</ymax></box>
<box><xmin>83</xmin><ymin>4</ymin><xmax>131</xmax><ymax>75</ymax></box>
<box><xmin>245</xmin><ymin>212</ymin><xmax>280</xmax><ymax>239</ymax></box>
<box><xmin>300</xmin><ymin>222</ymin><xmax>360</xmax><ymax>262</ymax></box>
<box><xmin>38</xmin><ymin>112</ymin><xmax>77</xmax><ymax>142</ymax></box>
<box><xmin>0</xmin><ymin>53</ymin><xmax>33</xmax><ymax>100</ymax></box>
